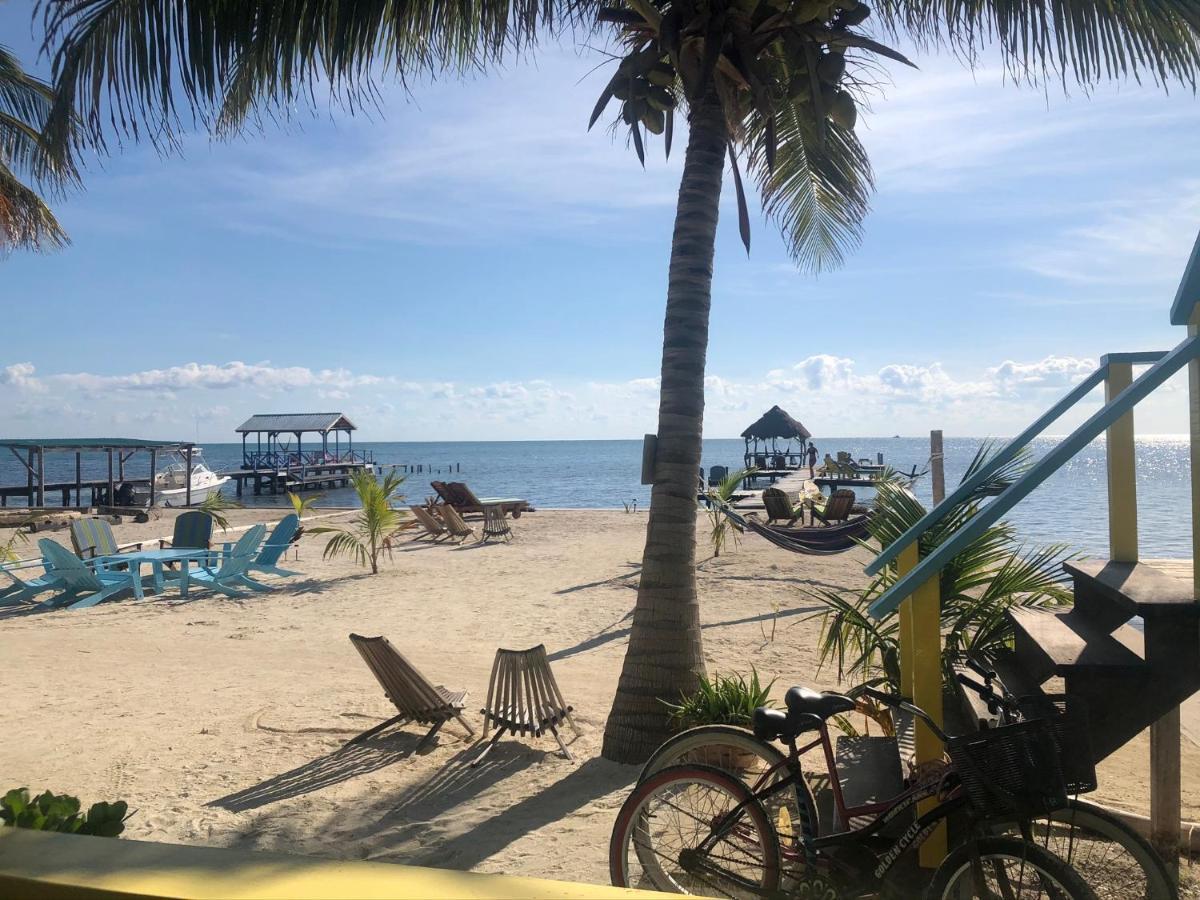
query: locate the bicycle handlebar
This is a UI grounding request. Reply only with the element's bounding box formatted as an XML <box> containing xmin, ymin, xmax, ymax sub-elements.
<box><xmin>963</xmin><ymin>655</ymin><xmax>997</xmax><ymax>682</ymax></box>
<box><xmin>860</xmin><ymin>687</ymin><xmax>950</xmax><ymax>745</ymax></box>
<box><xmin>955</xmin><ymin>673</ymin><xmax>1019</xmax><ymax>717</ymax></box>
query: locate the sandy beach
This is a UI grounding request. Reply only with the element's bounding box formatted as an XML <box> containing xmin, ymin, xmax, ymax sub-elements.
<box><xmin>3</xmin><ymin>507</ymin><xmax>1199</xmax><ymax>887</ymax></box>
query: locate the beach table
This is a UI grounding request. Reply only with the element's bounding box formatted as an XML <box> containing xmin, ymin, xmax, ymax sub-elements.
<box><xmin>91</xmin><ymin>548</ymin><xmax>211</xmax><ymax>598</ymax></box>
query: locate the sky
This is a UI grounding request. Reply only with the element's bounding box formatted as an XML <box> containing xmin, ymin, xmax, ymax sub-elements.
<box><xmin>2</xmin><ymin>2</ymin><xmax>1199</xmax><ymax>442</ymax></box>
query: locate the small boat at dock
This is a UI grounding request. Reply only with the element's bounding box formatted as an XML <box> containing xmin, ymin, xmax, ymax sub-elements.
<box><xmin>132</xmin><ymin>450</ymin><xmax>230</xmax><ymax>507</ymax></box>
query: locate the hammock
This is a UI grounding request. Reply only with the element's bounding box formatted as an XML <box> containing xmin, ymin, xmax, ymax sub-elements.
<box><xmin>717</xmin><ymin>502</ymin><xmax>872</xmax><ymax>556</ymax></box>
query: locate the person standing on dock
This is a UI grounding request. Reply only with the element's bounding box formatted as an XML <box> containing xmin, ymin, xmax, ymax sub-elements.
<box><xmin>807</xmin><ymin>445</ymin><xmax>818</xmax><ymax>478</ymax></box>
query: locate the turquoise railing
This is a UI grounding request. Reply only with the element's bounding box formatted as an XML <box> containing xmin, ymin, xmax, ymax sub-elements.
<box><xmin>866</xmin><ymin>338</ymin><xmax>1198</xmax><ymax>620</ymax></box>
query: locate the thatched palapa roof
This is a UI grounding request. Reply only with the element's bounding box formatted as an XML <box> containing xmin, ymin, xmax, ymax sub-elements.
<box><xmin>740</xmin><ymin>406</ymin><xmax>811</xmax><ymax>440</ymax></box>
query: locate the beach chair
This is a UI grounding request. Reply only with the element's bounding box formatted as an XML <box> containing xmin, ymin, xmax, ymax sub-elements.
<box><xmin>435</xmin><ymin>505</ymin><xmax>475</xmax><ymax>543</ymax></box>
<box><xmin>348</xmin><ymin>634</ymin><xmax>475</xmax><ymax>748</ymax></box>
<box><xmin>762</xmin><ymin>488</ymin><xmax>801</xmax><ymax>526</ymax></box>
<box><xmin>173</xmin><ymin>525</ymin><xmax>266</xmax><ymax>599</ymax></box>
<box><xmin>436</xmin><ymin>481</ymin><xmax>531</xmax><ymax>519</ymax></box>
<box><xmin>0</xmin><ymin>562</ymin><xmax>64</xmax><ymax>606</ymax></box>
<box><xmin>158</xmin><ymin>511</ymin><xmax>213</xmax><ymax>551</ymax></box>
<box><xmin>70</xmin><ymin>518</ymin><xmax>143</xmax><ymax>565</ymax></box>
<box><xmin>480</xmin><ymin>505</ymin><xmax>512</xmax><ymax>542</ymax></box>
<box><xmin>38</xmin><ymin>540</ymin><xmax>145</xmax><ymax>610</ymax></box>
<box><xmin>812</xmin><ymin>490</ymin><xmax>856</xmax><ymax>526</ymax></box>
<box><xmin>245</xmin><ymin>515</ymin><xmax>301</xmax><ymax>579</ymax></box>
<box><xmin>473</xmin><ymin>644</ymin><xmax>579</xmax><ymax>766</ymax></box>
<box><xmin>707</xmin><ymin>465</ymin><xmax>729</xmax><ymax>487</ymax></box>
<box><xmin>409</xmin><ymin>506</ymin><xmax>449</xmax><ymax>541</ymax></box>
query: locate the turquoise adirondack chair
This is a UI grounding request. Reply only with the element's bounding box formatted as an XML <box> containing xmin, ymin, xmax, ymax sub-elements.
<box><xmin>38</xmin><ymin>540</ymin><xmax>145</xmax><ymax>610</ymax></box>
<box><xmin>177</xmin><ymin>525</ymin><xmax>266</xmax><ymax>599</ymax></box>
<box><xmin>245</xmin><ymin>515</ymin><xmax>301</xmax><ymax>581</ymax></box>
<box><xmin>0</xmin><ymin>561</ymin><xmax>64</xmax><ymax>606</ymax></box>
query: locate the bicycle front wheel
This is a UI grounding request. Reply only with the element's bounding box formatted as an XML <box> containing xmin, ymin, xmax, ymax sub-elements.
<box><xmin>929</xmin><ymin>836</ymin><xmax>1098</xmax><ymax>900</ymax></box>
<box><xmin>1013</xmin><ymin>799</ymin><xmax>1176</xmax><ymax>900</ymax></box>
<box><xmin>610</xmin><ymin>764</ymin><xmax>781</xmax><ymax>897</ymax></box>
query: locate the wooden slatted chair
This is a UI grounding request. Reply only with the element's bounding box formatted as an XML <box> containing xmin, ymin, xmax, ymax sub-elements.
<box><xmin>70</xmin><ymin>518</ymin><xmax>143</xmax><ymax>566</ymax></box>
<box><xmin>480</xmin><ymin>505</ymin><xmax>512</xmax><ymax>542</ymax></box>
<box><xmin>348</xmin><ymin>634</ymin><xmax>475</xmax><ymax>749</ymax></box>
<box><xmin>435</xmin><ymin>505</ymin><xmax>475</xmax><ymax>543</ymax></box>
<box><xmin>761</xmin><ymin>487</ymin><xmax>801</xmax><ymax>526</ymax></box>
<box><xmin>812</xmin><ymin>489</ymin><xmax>856</xmax><ymax>526</ymax></box>
<box><xmin>409</xmin><ymin>505</ymin><xmax>449</xmax><ymax>541</ymax></box>
<box><xmin>472</xmin><ymin>644</ymin><xmax>579</xmax><ymax>766</ymax></box>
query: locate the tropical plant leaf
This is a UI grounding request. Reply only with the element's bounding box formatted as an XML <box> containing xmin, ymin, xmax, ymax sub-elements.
<box><xmin>727</xmin><ymin>143</ymin><xmax>751</xmax><ymax>253</ymax></box>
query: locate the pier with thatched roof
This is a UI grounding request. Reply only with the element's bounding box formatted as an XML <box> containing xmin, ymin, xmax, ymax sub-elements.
<box><xmin>740</xmin><ymin>405</ymin><xmax>812</xmax><ymax>479</ymax></box>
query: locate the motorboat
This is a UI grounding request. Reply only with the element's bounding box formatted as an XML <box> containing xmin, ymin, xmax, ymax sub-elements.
<box><xmin>133</xmin><ymin>450</ymin><xmax>230</xmax><ymax>507</ymax></box>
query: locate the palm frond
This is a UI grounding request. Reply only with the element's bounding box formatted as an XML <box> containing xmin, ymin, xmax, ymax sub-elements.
<box><xmin>0</xmin><ymin>158</ymin><xmax>70</xmax><ymax>251</ymax></box>
<box><xmin>873</xmin><ymin>0</ymin><xmax>1200</xmax><ymax>90</ymax></box>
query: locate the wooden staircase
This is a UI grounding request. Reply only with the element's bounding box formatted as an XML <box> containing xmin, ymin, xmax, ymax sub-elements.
<box><xmin>997</xmin><ymin>559</ymin><xmax>1200</xmax><ymax>763</ymax></box>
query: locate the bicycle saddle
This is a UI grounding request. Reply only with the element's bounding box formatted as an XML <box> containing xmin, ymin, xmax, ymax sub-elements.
<box><xmin>752</xmin><ymin>687</ymin><xmax>856</xmax><ymax>742</ymax></box>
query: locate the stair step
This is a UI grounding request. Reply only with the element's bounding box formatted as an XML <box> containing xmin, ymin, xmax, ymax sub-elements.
<box><xmin>1066</xmin><ymin>559</ymin><xmax>1198</xmax><ymax>619</ymax></box>
<box><xmin>1009</xmin><ymin>607</ymin><xmax>1145</xmax><ymax>679</ymax></box>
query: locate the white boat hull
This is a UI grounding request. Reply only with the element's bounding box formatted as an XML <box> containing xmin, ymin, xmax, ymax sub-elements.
<box><xmin>133</xmin><ymin>477</ymin><xmax>231</xmax><ymax>507</ymax></box>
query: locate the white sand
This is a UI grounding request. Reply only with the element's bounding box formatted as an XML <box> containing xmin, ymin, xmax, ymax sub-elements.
<box><xmin>2</xmin><ymin>508</ymin><xmax>1197</xmax><ymax>886</ymax></box>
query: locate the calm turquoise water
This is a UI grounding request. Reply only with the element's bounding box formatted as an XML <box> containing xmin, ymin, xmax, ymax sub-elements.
<box><xmin>2</xmin><ymin>436</ymin><xmax>1192</xmax><ymax>558</ymax></box>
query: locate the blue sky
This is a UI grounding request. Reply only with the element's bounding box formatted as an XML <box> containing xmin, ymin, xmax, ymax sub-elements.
<box><xmin>2</xmin><ymin>2</ymin><xmax>1199</xmax><ymax>442</ymax></box>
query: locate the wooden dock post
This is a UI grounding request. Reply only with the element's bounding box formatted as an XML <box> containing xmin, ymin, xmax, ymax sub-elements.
<box><xmin>930</xmin><ymin>431</ymin><xmax>945</xmax><ymax>505</ymax></box>
<box><xmin>26</xmin><ymin>448</ymin><xmax>33</xmax><ymax>506</ymax></box>
<box><xmin>106</xmin><ymin>450</ymin><xmax>114</xmax><ymax>507</ymax></box>
<box><xmin>149</xmin><ymin>449</ymin><xmax>157</xmax><ymax>508</ymax></box>
<box><xmin>35</xmin><ymin>448</ymin><xmax>45</xmax><ymax>508</ymax></box>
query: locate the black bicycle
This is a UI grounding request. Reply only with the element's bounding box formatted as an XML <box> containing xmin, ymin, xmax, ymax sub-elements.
<box><xmin>610</xmin><ymin>685</ymin><xmax>1097</xmax><ymax>899</ymax></box>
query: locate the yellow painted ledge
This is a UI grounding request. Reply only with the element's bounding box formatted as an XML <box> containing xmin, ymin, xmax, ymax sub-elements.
<box><xmin>0</xmin><ymin>829</ymin><xmax>679</xmax><ymax>900</ymax></box>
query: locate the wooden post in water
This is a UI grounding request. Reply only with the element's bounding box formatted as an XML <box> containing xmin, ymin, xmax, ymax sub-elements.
<box><xmin>930</xmin><ymin>431</ymin><xmax>945</xmax><ymax>506</ymax></box>
<box><xmin>106</xmin><ymin>450</ymin><xmax>114</xmax><ymax>507</ymax></box>
<box><xmin>25</xmin><ymin>448</ymin><xmax>33</xmax><ymax>505</ymax></box>
<box><xmin>149</xmin><ymin>449</ymin><xmax>157</xmax><ymax>508</ymax></box>
<box><xmin>35</xmin><ymin>448</ymin><xmax>44</xmax><ymax>508</ymax></box>
<box><xmin>75</xmin><ymin>452</ymin><xmax>82</xmax><ymax>507</ymax></box>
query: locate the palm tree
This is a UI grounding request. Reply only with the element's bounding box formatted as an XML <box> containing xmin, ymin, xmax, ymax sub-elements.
<box><xmin>0</xmin><ymin>44</ymin><xmax>77</xmax><ymax>251</ymax></box>
<box><xmin>308</xmin><ymin>470</ymin><xmax>405</xmax><ymax>575</ymax></box>
<box><xmin>36</xmin><ymin>0</ymin><xmax>1200</xmax><ymax>762</ymax></box>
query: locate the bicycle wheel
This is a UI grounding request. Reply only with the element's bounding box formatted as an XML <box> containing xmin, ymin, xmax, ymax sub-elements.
<box><xmin>1023</xmin><ymin>800</ymin><xmax>1176</xmax><ymax>900</ymax></box>
<box><xmin>610</xmin><ymin>764</ymin><xmax>781</xmax><ymax>897</ymax></box>
<box><xmin>639</xmin><ymin>724</ymin><xmax>820</xmax><ymax>851</ymax></box>
<box><xmin>928</xmin><ymin>836</ymin><xmax>1098</xmax><ymax>900</ymax></box>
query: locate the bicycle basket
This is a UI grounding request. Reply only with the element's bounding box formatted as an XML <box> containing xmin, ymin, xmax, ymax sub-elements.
<box><xmin>1017</xmin><ymin>694</ymin><xmax>1097</xmax><ymax>796</ymax></box>
<box><xmin>946</xmin><ymin>719</ymin><xmax>1067</xmax><ymax>819</ymax></box>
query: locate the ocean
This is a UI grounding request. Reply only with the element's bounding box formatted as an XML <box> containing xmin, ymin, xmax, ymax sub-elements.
<box><xmin>0</xmin><ymin>436</ymin><xmax>1192</xmax><ymax>559</ymax></box>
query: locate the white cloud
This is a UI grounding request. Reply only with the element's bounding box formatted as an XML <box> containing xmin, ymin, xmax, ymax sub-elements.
<box><xmin>1</xmin><ymin>362</ymin><xmax>43</xmax><ymax>392</ymax></box>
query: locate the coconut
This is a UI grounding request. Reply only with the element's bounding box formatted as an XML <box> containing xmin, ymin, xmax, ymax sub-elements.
<box><xmin>817</xmin><ymin>53</ymin><xmax>846</xmax><ymax>84</ymax></box>
<box><xmin>829</xmin><ymin>90</ymin><xmax>857</xmax><ymax>129</ymax></box>
<box><xmin>642</xmin><ymin>109</ymin><xmax>666</xmax><ymax>134</ymax></box>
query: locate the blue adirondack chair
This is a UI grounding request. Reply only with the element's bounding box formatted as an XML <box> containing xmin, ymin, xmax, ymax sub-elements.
<box><xmin>243</xmin><ymin>514</ymin><xmax>301</xmax><ymax>581</ymax></box>
<box><xmin>176</xmin><ymin>525</ymin><xmax>266</xmax><ymax>599</ymax></box>
<box><xmin>38</xmin><ymin>540</ymin><xmax>145</xmax><ymax>610</ymax></box>
<box><xmin>0</xmin><ymin>561</ymin><xmax>64</xmax><ymax>606</ymax></box>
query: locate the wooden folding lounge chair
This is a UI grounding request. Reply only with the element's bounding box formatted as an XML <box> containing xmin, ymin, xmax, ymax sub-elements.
<box><xmin>812</xmin><ymin>489</ymin><xmax>856</xmax><ymax>526</ymax></box>
<box><xmin>473</xmin><ymin>644</ymin><xmax>579</xmax><ymax>766</ymax></box>
<box><xmin>480</xmin><ymin>505</ymin><xmax>512</xmax><ymax>542</ymax></box>
<box><xmin>348</xmin><ymin>634</ymin><xmax>475</xmax><ymax>749</ymax></box>
<box><xmin>38</xmin><ymin>540</ymin><xmax>145</xmax><ymax>609</ymax></box>
<box><xmin>435</xmin><ymin>505</ymin><xmax>475</xmax><ymax>543</ymax></box>
<box><xmin>761</xmin><ymin>488</ymin><xmax>801</xmax><ymax>526</ymax></box>
<box><xmin>444</xmin><ymin>482</ymin><xmax>531</xmax><ymax>519</ymax></box>
<box><xmin>409</xmin><ymin>505</ymin><xmax>449</xmax><ymax>541</ymax></box>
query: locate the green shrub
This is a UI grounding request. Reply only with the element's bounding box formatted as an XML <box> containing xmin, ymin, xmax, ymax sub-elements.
<box><xmin>1</xmin><ymin>788</ymin><xmax>128</xmax><ymax>837</ymax></box>
<box><xmin>664</xmin><ymin>670</ymin><xmax>775</xmax><ymax>730</ymax></box>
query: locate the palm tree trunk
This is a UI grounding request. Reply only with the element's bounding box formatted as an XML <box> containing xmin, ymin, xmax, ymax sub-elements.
<box><xmin>601</xmin><ymin>90</ymin><xmax>727</xmax><ymax>764</ymax></box>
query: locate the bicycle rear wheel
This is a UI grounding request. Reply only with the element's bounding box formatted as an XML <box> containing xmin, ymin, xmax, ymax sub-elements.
<box><xmin>610</xmin><ymin>764</ymin><xmax>781</xmax><ymax>897</ymax></box>
<box><xmin>929</xmin><ymin>836</ymin><xmax>1098</xmax><ymax>900</ymax></box>
<box><xmin>638</xmin><ymin>724</ymin><xmax>820</xmax><ymax>853</ymax></box>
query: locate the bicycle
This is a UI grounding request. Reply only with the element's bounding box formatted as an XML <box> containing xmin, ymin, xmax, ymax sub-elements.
<box><xmin>611</xmin><ymin>685</ymin><xmax>1096</xmax><ymax>898</ymax></box>
<box><xmin>632</xmin><ymin>666</ymin><xmax>1174</xmax><ymax>900</ymax></box>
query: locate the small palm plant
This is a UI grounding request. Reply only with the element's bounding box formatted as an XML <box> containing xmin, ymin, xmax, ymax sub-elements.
<box><xmin>807</xmin><ymin>444</ymin><xmax>1074</xmax><ymax>691</ymax></box>
<box><xmin>705</xmin><ymin>467</ymin><xmax>753</xmax><ymax>558</ymax></box>
<box><xmin>1</xmin><ymin>529</ymin><xmax>26</xmax><ymax>564</ymax></box>
<box><xmin>197</xmin><ymin>491</ymin><xmax>243</xmax><ymax>532</ymax></box>
<box><xmin>309</xmin><ymin>470</ymin><xmax>405</xmax><ymax>575</ymax></box>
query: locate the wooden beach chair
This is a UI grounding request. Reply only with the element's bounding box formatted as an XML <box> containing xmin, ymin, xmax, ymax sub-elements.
<box><xmin>244</xmin><ymin>515</ymin><xmax>301</xmax><ymax>579</ymax></box>
<box><xmin>38</xmin><ymin>540</ymin><xmax>145</xmax><ymax>609</ymax></box>
<box><xmin>481</xmin><ymin>505</ymin><xmax>512</xmax><ymax>542</ymax></box>
<box><xmin>437</xmin><ymin>482</ymin><xmax>531</xmax><ymax>519</ymax></box>
<box><xmin>761</xmin><ymin>488</ymin><xmax>801</xmax><ymax>526</ymax></box>
<box><xmin>473</xmin><ymin>644</ymin><xmax>579</xmax><ymax>766</ymax></box>
<box><xmin>707</xmin><ymin>465</ymin><xmax>729</xmax><ymax>487</ymax></box>
<box><xmin>409</xmin><ymin>505</ymin><xmax>449</xmax><ymax>541</ymax></box>
<box><xmin>172</xmin><ymin>525</ymin><xmax>266</xmax><ymax>599</ymax></box>
<box><xmin>435</xmin><ymin>505</ymin><xmax>475</xmax><ymax>543</ymax></box>
<box><xmin>348</xmin><ymin>634</ymin><xmax>475</xmax><ymax>748</ymax></box>
<box><xmin>0</xmin><ymin>561</ymin><xmax>64</xmax><ymax>606</ymax></box>
<box><xmin>70</xmin><ymin>518</ymin><xmax>143</xmax><ymax>564</ymax></box>
<box><xmin>812</xmin><ymin>490</ymin><xmax>856</xmax><ymax>526</ymax></box>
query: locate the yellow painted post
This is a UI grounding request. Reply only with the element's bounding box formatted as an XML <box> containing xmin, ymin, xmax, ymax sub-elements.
<box><xmin>1105</xmin><ymin>361</ymin><xmax>1138</xmax><ymax>563</ymax></box>
<box><xmin>897</xmin><ymin>543</ymin><xmax>946</xmax><ymax>867</ymax></box>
